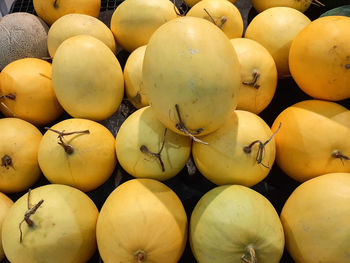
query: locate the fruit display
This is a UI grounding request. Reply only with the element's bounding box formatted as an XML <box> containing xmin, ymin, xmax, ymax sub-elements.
<box><xmin>1</xmin><ymin>0</ymin><xmax>350</xmax><ymax>262</ymax></box>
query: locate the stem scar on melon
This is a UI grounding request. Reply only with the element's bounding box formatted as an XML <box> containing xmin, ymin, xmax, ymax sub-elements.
<box><xmin>331</xmin><ymin>150</ymin><xmax>349</xmax><ymax>164</ymax></box>
<box><xmin>134</xmin><ymin>250</ymin><xmax>147</xmax><ymax>263</ymax></box>
<box><xmin>242</xmin><ymin>69</ymin><xmax>260</xmax><ymax>89</ymax></box>
<box><xmin>44</xmin><ymin>127</ymin><xmax>90</xmax><ymax>154</ymax></box>
<box><xmin>53</xmin><ymin>0</ymin><xmax>59</xmax><ymax>9</ymax></box>
<box><xmin>243</xmin><ymin>122</ymin><xmax>281</xmax><ymax>169</ymax></box>
<box><xmin>139</xmin><ymin>128</ymin><xmax>168</xmax><ymax>172</ymax></box>
<box><xmin>19</xmin><ymin>189</ymin><xmax>44</xmax><ymax>243</ymax></box>
<box><xmin>241</xmin><ymin>244</ymin><xmax>257</xmax><ymax>263</ymax></box>
<box><xmin>1</xmin><ymin>154</ymin><xmax>14</xmax><ymax>170</ymax></box>
<box><xmin>203</xmin><ymin>8</ymin><xmax>227</xmax><ymax>29</ymax></box>
<box><xmin>174</xmin><ymin>104</ymin><xmax>208</xmax><ymax>145</ymax></box>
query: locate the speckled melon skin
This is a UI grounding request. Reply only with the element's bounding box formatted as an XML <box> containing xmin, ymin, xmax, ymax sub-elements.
<box><xmin>0</xmin><ymin>12</ymin><xmax>49</xmax><ymax>71</ymax></box>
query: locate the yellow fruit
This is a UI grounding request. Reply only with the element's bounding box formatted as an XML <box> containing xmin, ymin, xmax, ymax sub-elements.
<box><xmin>0</xmin><ymin>58</ymin><xmax>63</xmax><ymax>126</ymax></box>
<box><xmin>251</xmin><ymin>0</ymin><xmax>312</xmax><ymax>13</ymax></box>
<box><xmin>289</xmin><ymin>16</ymin><xmax>350</xmax><ymax>101</ymax></box>
<box><xmin>230</xmin><ymin>38</ymin><xmax>277</xmax><ymax>114</ymax></box>
<box><xmin>52</xmin><ymin>35</ymin><xmax>124</xmax><ymax>121</ymax></box>
<box><xmin>2</xmin><ymin>184</ymin><xmax>99</xmax><ymax>263</ymax></box>
<box><xmin>186</xmin><ymin>0</ymin><xmax>243</xmax><ymax>39</ymax></box>
<box><xmin>97</xmin><ymin>179</ymin><xmax>188</xmax><ymax>263</ymax></box>
<box><xmin>0</xmin><ymin>118</ymin><xmax>42</xmax><ymax>193</ymax></box>
<box><xmin>116</xmin><ymin>106</ymin><xmax>191</xmax><ymax>181</ymax></box>
<box><xmin>192</xmin><ymin>110</ymin><xmax>276</xmax><ymax>187</ymax></box>
<box><xmin>271</xmin><ymin>100</ymin><xmax>350</xmax><ymax>182</ymax></box>
<box><xmin>110</xmin><ymin>0</ymin><xmax>178</xmax><ymax>52</ymax></box>
<box><xmin>38</xmin><ymin>118</ymin><xmax>117</xmax><ymax>192</ymax></box>
<box><xmin>185</xmin><ymin>0</ymin><xmax>237</xmax><ymax>8</ymax></box>
<box><xmin>143</xmin><ymin>17</ymin><xmax>240</xmax><ymax>136</ymax></box>
<box><xmin>245</xmin><ymin>7</ymin><xmax>311</xmax><ymax>78</ymax></box>
<box><xmin>124</xmin><ymin>45</ymin><xmax>149</xmax><ymax>108</ymax></box>
<box><xmin>190</xmin><ymin>185</ymin><xmax>285</xmax><ymax>263</ymax></box>
<box><xmin>0</xmin><ymin>192</ymin><xmax>13</xmax><ymax>261</ymax></box>
<box><xmin>48</xmin><ymin>13</ymin><xmax>116</xmax><ymax>57</ymax></box>
<box><xmin>281</xmin><ymin>173</ymin><xmax>350</xmax><ymax>263</ymax></box>
<box><xmin>33</xmin><ymin>0</ymin><xmax>100</xmax><ymax>25</ymax></box>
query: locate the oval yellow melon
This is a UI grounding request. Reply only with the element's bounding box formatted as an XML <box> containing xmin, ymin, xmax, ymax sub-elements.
<box><xmin>251</xmin><ymin>0</ymin><xmax>313</xmax><ymax>13</ymax></box>
<box><xmin>116</xmin><ymin>106</ymin><xmax>192</xmax><ymax>181</ymax></box>
<box><xmin>143</xmin><ymin>17</ymin><xmax>240</xmax><ymax>136</ymax></box>
<box><xmin>110</xmin><ymin>0</ymin><xmax>178</xmax><ymax>52</ymax></box>
<box><xmin>48</xmin><ymin>13</ymin><xmax>116</xmax><ymax>57</ymax></box>
<box><xmin>281</xmin><ymin>173</ymin><xmax>350</xmax><ymax>263</ymax></box>
<box><xmin>0</xmin><ymin>192</ymin><xmax>13</xmax><ymax>261</ymax></box>
<box><xmin>38</xmin><ymin>118</ymin><xmax>117</xmax><ymax>192</ymax></box>
<box><xmin>2</xmin><ymin>184</ymin><xmax>99</xmax><ymax>263</ymax></box>
<box><xmin>230</xmin><ymin>38</ymin><xmax>277</xmax><ymax>114</ymax></box>
<box><xmin>289</xmin><ymin>16</ymin><xmax>350</xmax><ymax>101</ymax></box>
<box><xmin>185</xmin><ymin>0</ymin><xmax>237</xmax><ymax>8</ymax></box>
<box><xmin>0</xmin><ymin>118</ymin><xmax>42</xmax><ymax>193</ymax></box>
<box><xmin>124</xmin><ymin>45</ymin><xmax>149</xmax><ymax>109</ymax></box>
<box><xmin>0</xmin><ymin>12</ymin><xmax>49</xmax><ymax>71</ymax></box>
<box><xmin>192</xmin><ymin>110</ymin><xmax>276</xmax><ymax>187</ymax></box>
<box><xmin>186</xmin><ymin>0</ymin><xmax>244</xmax><ymax>39</ymax></box>
<box><xmin>0</xmin><ymin>58</ymin><xmax>63</xmax><ymax>126</ymax></box>
<box><xmin>190</xmin><ymin>185</ymin><xmax>285</xmax><ymax>263</ymax></box>
<box><xmin>52</xmin><ymin>35</ymin><xmax>124</xmax><ymax>121</ymax></box>
<box><xmin>96</xmin><ymin>179</ymin><xmax>188</xmax><ymax>263</ymax></box>
<box><xmin>33</xmin><ymin>0</ymin><xmax>101</xmax><ymax>25</ymax></box>
<box><xmin>271</xmin><ymin>100</ymin><xmax>350</xmax><ymax>182</ymax></box>
<box><xmin>245</xmin><ymin>7</ymin><xmax>311</xmax><ymax>78</ymax></box>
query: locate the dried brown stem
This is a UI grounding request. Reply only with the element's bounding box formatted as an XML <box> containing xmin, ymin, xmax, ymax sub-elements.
<box><xmin>1</xmin><ymin>154</ymin><xmax>14</xmax><ymax>169</ymax></box>
<box><xmin>241</xmin><ymin>245</ymin><xmax>257</xmax><ymax>263</ymax></box>
<box><xmin>140</xmin><ymin>128</ymin><xmax>167</xmax><ymax>172</ymax></box>
<box><xmin>243</xmin><ymin>122</ymin><xmax>282</xmax><ymax>169</ymax></box>
<box><xmin>0</xmin><ymin>93</ymin><xmax>16</xmax><ymax>100</ymax></box>
<box><xmin>311</xmin><ymin>0</ymin><xmax>325</xmax><ymax>7</ymax></box>
<box><xmin>39</xmin><ymin>73</ymin><xmax>52</xmax><ymax>80</ymax></box>
<box><xmin>53</xmin><ymin>0</ymin><xmax>59</xmax><ymax>8</ymax></box>
<box><xmin>19</xmin><ymin>189</ymin><xmax>44</xmax><ymax>243</ymax></box>
<box><xmin>0</xmin><ymin>101</ymin><xmax>15</xmax><ymax>117</ymax></box>
<box><xmin>203</xmin><ymin>8</ymin><xmax>227</xmax><ymax>29</ymax></box>
<box><xmin>174</xmin><ymin>104</ymin><xmax>208</xmax><ymax>145</ymax></box>
<box><xmin>242</xmin><ymin>70</ymin><xmax>260</xmax><ymax>89</ymax></box>
<box><xmin>44</xmin><ymin>127</ymin><xmax>90</xmax><ymax>154</ymax></box>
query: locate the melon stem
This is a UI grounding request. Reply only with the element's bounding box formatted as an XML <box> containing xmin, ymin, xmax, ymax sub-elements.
<box><xmin>242</xmin><ymin>70</ymin><xmax>260</xmax><ymax>89</ymax></box>
<box><xmin>139</xmin><ymin>128</ymin><xmax>167</xmax><ymax>172</ymax></box>
<box><xmin>331</xmin><ymin>150</ymin><xmax>349</xmax><ymax>164</ymax></box>
<box><xmin>134</xmin><ymin>250</ymin><xmax>147</xmax><ymax>263</ymax></box>
<box><xmin>44</xmin><ymin>127</ymin><xmax>90</xmax><ymax>154</ymax></box>
<box><xmin>241</xmin><ymin>244</ymin><xmax>257</xmax><ymax>263</ymax></box>
<box><xmin>203</xmin><ymin>8</ymin><xmax>227</xmax><ymax>29</ymax></box>
<box><xmin>19</xmin><ymin>189</ymin><xmax>44</xmax><ymax>243</ymax></box>
<box><xmin>53</xmin><ymin>0</ymin><xmax>59</xmax><ymax>8</ymax></box>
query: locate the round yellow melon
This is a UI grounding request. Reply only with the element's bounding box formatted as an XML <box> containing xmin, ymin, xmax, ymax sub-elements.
<box><xmin>271</xmin><ymin>100</ymin><xmax>350</xmax><ymax>182</ymax></box>
<box><xmin>186</xmin><ymin>0</ymin><xmax>243</xmax><ymax>39</ymax></box>
<box><xmin>116</xmin><ymin>106</ymin><xmax>192</xmax><ymax>181</ymax></box>
<box><xmin>192</xmin><ymin>110</ymin><xmax>276</xmax><ymax>187</ymax></box>
<box><xmin>52</xmin><ymin>35</ymin><xmax>124</xmax><ymax>121</ymax></box>
<box><xmin>110</xmin><ymin>0</ymin><xmax>178</xmax><ymax>52</ymax></box>
<box><xmin>143</xmin><ymin>17</ymin><xmax>240</xmax><ymax>136</ymax></box>
<box><xmin>124</xmin><ymin>45</ymin><xmax>149</xmax><ymax>109</ymax></box>
<box><xmin>48</xmin><ymin>13</ymin><xmax>116</xmax><ymax>57</ymax></box>
<box><xmin>0</xmin><ymin>58</ymin><xmax>63</xmax><ymax>126</ymax></box>
<box><xmin>96</xmin><ymin>179</ymin><xmax>188</xmax><ymax>263</ymax></box>
<box><xmin>33</xmin><ymin>0</ymin><xmax>101</xmax><ymax>25</ymax></box>
<box><xmin>2</xmin><ymin>184</ymin><xmax>99</xmax><ymax>263</ymax></box>
<box><xmin>281</xmin><ymin>173</ymin><xmax>350</xmax><ymax>263</ymax></box>
<box><xmin>251</xmin><ymin>0</ymin><xmax>313</xmax><ymax>13</ymax></box>
<box><xmin>0</xmin><ymin>118</ymin><xmax>42</xmax><ymax>193</ymax></box>
<box><xmin>289</xmin><ymin>16</ymin><xmax>350</xmax><ymax>101</ymax></box>
<box><xmin>230</xmin><ymin>38</ymin><xmax>277</xmax><ymax>114</ymax></box>
<box><xmin>38</xmin><ymin>118</ymin><xmax>117</xmax><ymax>192</ymax></box>
<box><xmin>245</xmin><ymin>7</ymin><xmax>311</xmax><ymax>78</ymax></box>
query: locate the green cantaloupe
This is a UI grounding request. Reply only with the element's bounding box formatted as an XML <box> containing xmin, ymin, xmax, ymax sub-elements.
<box><xmin>0</xmin><ymin>12</ymin><xmax>49</xmax><ymax>71</ymax></box>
